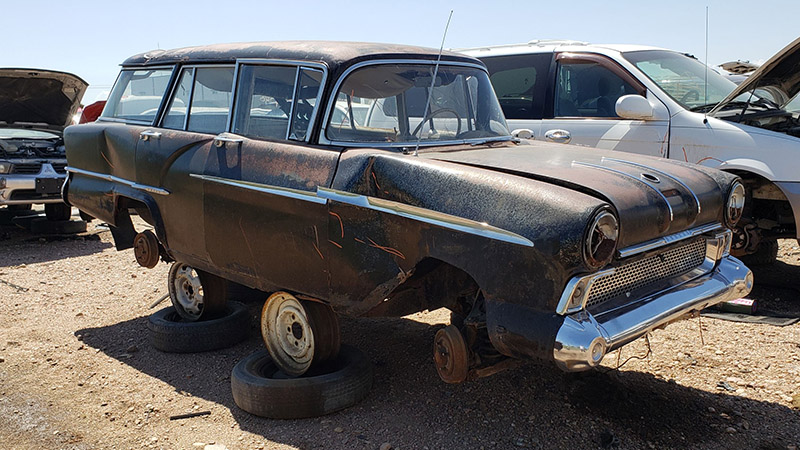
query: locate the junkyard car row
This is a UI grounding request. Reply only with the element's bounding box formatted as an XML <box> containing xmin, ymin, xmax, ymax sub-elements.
<box><xmin>53</xmin><ymin>40</ymin><xmax>760</xmax><ymax>418</ymax></box>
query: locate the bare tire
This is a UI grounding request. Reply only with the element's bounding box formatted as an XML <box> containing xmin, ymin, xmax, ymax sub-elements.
<box><xmin>168</xmin><ymin>263</ymin><xmax>230</xmax><ymax>321</ymax></box>
<box><xmin>741</xmin><ymin>239</ymin><xmax>779</xmax><ymax>266</ymax></box>
<box><xmin>261</xmin><ymin>292</ymin><xmax>341</xmax><ymax>377</ymax></box>
<box><xmin>147</xmin><ymin>301</ymin><xmax>249</xmax><ymax>353</ymax></box>
<box><xmin>44</xmin><ymin>203</ymin><xmax>72</xmax><ymax>221</ymax></box>
<box><xmin>231</xmin><ymin>345</ymin><xmax>372</xmax><ymax>419</ymax></box>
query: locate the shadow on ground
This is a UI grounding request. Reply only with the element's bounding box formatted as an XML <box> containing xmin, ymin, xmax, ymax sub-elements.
<box><xmin>76</xmin><ymin>302</ymin><xmax>800</xmax><ymax>450</ymax></box>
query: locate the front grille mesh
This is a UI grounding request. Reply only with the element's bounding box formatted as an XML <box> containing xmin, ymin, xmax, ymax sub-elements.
<box><xmin>586</xmin><ymin>238</ymin><xmax>708</xmax><ymax>308</ymax></box>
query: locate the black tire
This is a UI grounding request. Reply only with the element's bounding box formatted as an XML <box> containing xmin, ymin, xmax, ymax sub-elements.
<box><xmin>741</xmin><ymin>239</ymin><xmax>779</xmax><ymax>266</ymax></box>
<box><xmin>29</xmin><ymin>217</ymin><xmax>87</xmax><ymax>234</ymax></box>
<box><xmin>44</xmin><ymin>203</ymin><xmax>72</xmax><ymax>221</ymax></box>
<box><xmin>231</xmin><ymin>345</ymin><xmax>373</xmax><ymax>419</ymax></box>
<box><xmin>147</xmin><ymin>301</ymin><xmax>250</xmax><ymax>353</ymax></box>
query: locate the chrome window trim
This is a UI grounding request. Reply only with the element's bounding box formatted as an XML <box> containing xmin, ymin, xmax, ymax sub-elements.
<box><xmin>100</xmin><ymin>66</ymin><xmax>177</xmax><ymax>125</ymax></box>
<box><xmin>573</xmin><ymin>161</ymin><xmax>674</xmax><ymax>222</ymax></box>
<box><xmin>318</xmin><ymin>59</ymin><xmax>509</xmax><ymax>147</ymax></box>
<box><xmin>229</xmin><ymin>59</ymin><xmax>329</xmax><ymax>143</ymax></box>
<box><xmin>602</xmin><ymin>157</ymin><xmax>701</xmax><ymax>218</ymax></box>
<box><xmin>66</xmin><ymin>167</ymin><xmax>170</xmax><ymax>196</ymax></box>
<box><xmin>617</xmin><ymin>222</ymin><xmax>722</xmax><ymax>258</ymax></box>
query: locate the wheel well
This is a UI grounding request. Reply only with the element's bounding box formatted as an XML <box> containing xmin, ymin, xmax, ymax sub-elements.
<box><xmin>723</xmin><ymin>169</ymin><xmax>795</xmax><ymax>238</ymax></box>
<box><xmin>362</xmin><ymin>258</ymin><xmax>479</xmax><ymax>317</ymax></box>
<box><xmin>109</xmin><ymin>196</ymin><xmax>161</xmax><ymax>251</ymax></box>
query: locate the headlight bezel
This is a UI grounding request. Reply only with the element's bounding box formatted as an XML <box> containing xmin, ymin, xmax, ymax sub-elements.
<box><xmin>725</xmin><ymin>181</ymin><xmax>746</xmax><ymax>227</ymax></box>
<box><xmin>583</xmin><ymin>208</ymin><xmax>619</xmax><ymax>270</ymax></box>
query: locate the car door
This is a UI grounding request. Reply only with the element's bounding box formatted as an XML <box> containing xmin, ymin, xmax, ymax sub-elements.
<box><xmin>199</xmin><ymin>62</ymin><xmax>336</xmax><ymax>298</ymax></box>
<box><xmin>542</xmin><ymin>53</ymin><xmax>670</xmax><ymax>157</ymax></box>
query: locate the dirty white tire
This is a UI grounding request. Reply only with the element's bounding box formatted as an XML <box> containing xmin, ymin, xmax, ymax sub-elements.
<box><xmin>231</xmin><ymin>345</ymin><xmax>373</xmax><ymax>419</ymax></box>
<box><xmin>147</xmin><ymin>301</ymin><xmax>250</xmax><ymax>353</ymax></box>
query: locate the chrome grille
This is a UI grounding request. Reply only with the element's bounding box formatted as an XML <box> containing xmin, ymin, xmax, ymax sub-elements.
<box><xmin>11</xmin><ymin>163</ymin><xmax>42</xmax><ymax>174</ymax></box>
<box><xmin>586</xmin><ymin>238</ymin><xmax>707</xmax><ymax>308</ymax></box>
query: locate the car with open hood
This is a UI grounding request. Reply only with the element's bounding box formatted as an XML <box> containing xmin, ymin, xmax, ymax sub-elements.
<box><xmin>464</xmin><ymin>37</ymin><xmax>800</xmax><ymax>265</ymax></box>
<box><xmin>0</xmin><ymin>68</ymin><xmax>87</xmax><ymax>219</ymax></box>
<box><xmin>63</xmin><ymin>41</ymin><xmax>751</xmax><ymax>391</ymax></box>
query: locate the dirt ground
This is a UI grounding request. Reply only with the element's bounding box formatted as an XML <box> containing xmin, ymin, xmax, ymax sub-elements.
<box><xmin>0</xmin><ymin>208</ymin><xmax>798</xmax><ymax>450</ymax></box>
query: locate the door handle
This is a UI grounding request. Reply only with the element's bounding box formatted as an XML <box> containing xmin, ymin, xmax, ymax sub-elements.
<box><xmin>139</xmin><ymin>130</ymin><xmax>162</xmax><ymax>141</ymax></box>
<box><xmin>214</xmin><ymin>134</ymin><xmax>244</xmax><ymax>148</ymax></box>
<box><xmin>544</xmin><ymin>129</ymin><xmax>571</xmax><ymax>144</ymax></box>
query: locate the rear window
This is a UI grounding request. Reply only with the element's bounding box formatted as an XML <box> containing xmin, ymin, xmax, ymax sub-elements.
<box><xmin>102</xmin><ymin>68</ymin><xmax>174</xmax><ymax>123</ymax></box>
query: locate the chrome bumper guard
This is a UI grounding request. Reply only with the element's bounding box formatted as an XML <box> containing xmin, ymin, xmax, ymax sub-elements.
<box><xmin>553</xmin><ymin>248</ymin><xmax>753</xmax><ymax>372</ymax></box>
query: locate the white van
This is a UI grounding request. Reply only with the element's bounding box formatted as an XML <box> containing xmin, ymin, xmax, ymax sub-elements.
<box><xmin>463</xmin><ymin>38</ymin><xmax>800</xmax><ymax>264</ymax></box>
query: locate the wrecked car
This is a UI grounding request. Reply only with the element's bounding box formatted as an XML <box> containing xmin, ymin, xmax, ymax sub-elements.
<box><xmin>1</xmin><ymin>68</ymin><xmax>87</xmax><ymax>219</ymax></box>
<box><xmin>464</xmin><ymin>36</ymin><xmax>800</xmax><ymax>265</ymax></box>
<box><xmin>63</xmin><ymin>41</ymin><xmax>752</xmax><ymax>386</ymax></box>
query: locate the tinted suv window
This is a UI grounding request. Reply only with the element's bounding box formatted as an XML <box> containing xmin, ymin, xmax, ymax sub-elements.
<box><xmin>481</xmin><ymin>54</ymin><xmax>551</xmax><ymax>119</ymax></box>
<box><xmin>102</xmin><ymin>69</ymin><xmax>173</xmax><ymax>123</ymax></box>
<box><xmin>555</xmin><ymin>62</ymin><xmax>638</xmax><ymax>118</ymax></box>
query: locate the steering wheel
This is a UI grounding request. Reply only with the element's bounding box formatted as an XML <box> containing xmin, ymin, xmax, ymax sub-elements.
<box><xmin>680</xmin><ymin>89</ymin><xmax>700</xmax><ymax>103</ymax></box>
<box><xmin>410</xmin><ymin>108</ymin><xmax>462</xmax><ymax>138</ymax></box>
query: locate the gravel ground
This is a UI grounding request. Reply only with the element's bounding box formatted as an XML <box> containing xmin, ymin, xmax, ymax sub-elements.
<box><xmin>0</xmin><ymin>208</ymin><xmax>798</xmax><ymax>450</ymax></box>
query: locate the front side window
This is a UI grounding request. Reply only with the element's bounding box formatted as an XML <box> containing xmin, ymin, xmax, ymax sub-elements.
<box><xmin>102</xmin><ymin>68</ymin><xmax>174</xmax><ymax>123</ymax></box>
<box><xmin>326</xmin><ymin>63</ymin><xmax>509</xmax><ymax>144</ymax></box>
<box><xmin>555</xmin><ymin>62</ymin><xmax>639</xmax><ymax>118</ymax></box>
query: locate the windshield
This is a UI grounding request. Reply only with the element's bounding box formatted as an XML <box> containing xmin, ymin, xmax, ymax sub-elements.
<box><xmin>623</xmin><ymin>50</ymin><xmax>748</xmax><ymax>110</ymax></box>
<box><xmin>326</xmin><ymin>63</ymin><xmax>510</xmax><ymax>145</ymax></box>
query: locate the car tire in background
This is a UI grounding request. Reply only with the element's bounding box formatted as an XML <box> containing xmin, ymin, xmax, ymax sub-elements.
<box><xmin>44</xmin><ymin>203</ymin><xmax>72</xmax><ymax>221</ymax></box>
<box><xmin>147</xmin><ymin>301</ymin><xmax>250</xmax><ymax>353</ymax></box>
<box><xmin>231</xmin><ymin>345</ymin><xmax>373</xmax><ymax>419</ymax></box>
<box><xmin>741</xmin><ymin>239</ymin><xmax>779</xmax><ymax>266</ymax></box>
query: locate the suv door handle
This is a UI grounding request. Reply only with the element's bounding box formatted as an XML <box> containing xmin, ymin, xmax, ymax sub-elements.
<box><xmin>544</xmin><ymin>129</ymin><xmax>571</xmax><ymax>144</ymax></box>
<box><xmin>139</xmin><ymin>130</ymin><xmax>162</xmax><ymax>141</ymax></box>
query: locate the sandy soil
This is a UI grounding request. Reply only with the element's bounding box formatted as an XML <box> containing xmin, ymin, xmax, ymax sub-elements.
<box><xmin>0</xmin><ymin>208</ymin><xmax>798</xmax><ymax>450</ymax></box>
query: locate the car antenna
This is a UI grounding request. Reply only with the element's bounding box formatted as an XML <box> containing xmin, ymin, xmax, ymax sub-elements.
<box><xmin>413</xmin><ymin>10</ymin><xmax>454</xmax><ymax>157</ymax></box>
<box><xmin>703</xmin><ymin>6</ymin><xmax>709</xmax><ymax>124</ymax></box>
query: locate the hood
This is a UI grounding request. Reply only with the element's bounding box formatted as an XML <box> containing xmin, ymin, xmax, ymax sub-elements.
<box><xmin>0</xmin><ymin>68</ymin><xmax>88</xmax><ymax>131</ymax></box>
<box><xmin>710</xmin><ymin>37</ymin><xmax>800</xmax><ymax>114</ymax></box>
<box><xmin>424</xmin><ymin>142</ymin><xmax>728</xmax><ymax>249</ymax></box>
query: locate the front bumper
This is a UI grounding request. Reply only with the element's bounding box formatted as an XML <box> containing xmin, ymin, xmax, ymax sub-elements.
<box><xmin>553</xmin><ymin>255</ymin><xmax>753</xmax><ymax>371</ymax></box>
<box><xmin>0</xmin><ymin>162</ymin><xmax>66</xmax><ymax>205</ymax></box>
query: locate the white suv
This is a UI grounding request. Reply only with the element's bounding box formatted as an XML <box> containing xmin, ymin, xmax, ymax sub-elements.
<box><xmin>463</xmin><ymin>38</ymin><xmax>800</xmax><ymax>264</ymax></box>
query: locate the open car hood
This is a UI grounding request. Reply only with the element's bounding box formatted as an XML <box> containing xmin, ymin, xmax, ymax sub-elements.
<box><xmin>0</xmin><ymin>68</ymin><xmax>88</xmax><ymax>131</ymax></box>
<box><xmin>709</xmin><ymin>37</ymin><xmax>800</xmax><ymax>115</ymax></box>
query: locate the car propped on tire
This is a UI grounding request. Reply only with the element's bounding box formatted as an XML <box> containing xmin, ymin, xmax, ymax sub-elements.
<box><xmin>64</xmin><ymin>41</ymin><xmax>752</xmax><ymax>416</ymax></box>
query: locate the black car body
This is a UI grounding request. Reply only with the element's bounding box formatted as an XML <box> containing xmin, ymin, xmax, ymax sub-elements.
<box><xmin>0</xmin><ymin>68</ymin><xmax>87</xmax><ymax>209</ymax></box>
<box><xmin>63</xmin><ymin>41</ymin><xmax>752</xmax><ymax>375</ymax></box>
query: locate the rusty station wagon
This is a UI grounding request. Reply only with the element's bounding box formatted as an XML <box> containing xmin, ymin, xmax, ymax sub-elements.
<box><xmin>64</xmin><ymin>41</ymin><xmax>753</xmax><ymax>388</ymax></box>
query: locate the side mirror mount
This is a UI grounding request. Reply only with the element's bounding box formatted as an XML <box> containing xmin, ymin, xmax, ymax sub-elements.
<box><xmin>615</xmin><ymin>95</ymin><xmax>656</xmax><ymax>120</ymax></box>
<box><xmin>511</xmin><ymin>128</ymin><xmax>534</xmax><ymax>140</ymax></box>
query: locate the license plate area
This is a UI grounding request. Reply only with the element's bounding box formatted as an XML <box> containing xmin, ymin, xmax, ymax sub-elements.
<box><xmin>35</xmin><ymin>177</ymin><xmax>64</xmax><ymax>194</ymax></box>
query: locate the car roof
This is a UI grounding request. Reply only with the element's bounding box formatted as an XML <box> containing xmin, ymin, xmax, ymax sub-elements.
<box><xmin>459</xmin><ymin>40</ymin><xmax>671</xmax><ymax>58</ymax></box>
<box><xmin>121</xmin><ymin>41</ymin><xmax>479</xmax><ymax>69</ymax></box>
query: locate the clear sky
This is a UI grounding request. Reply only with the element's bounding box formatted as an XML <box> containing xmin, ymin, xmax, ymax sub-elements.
<box><xmin>3</xmin><ymin>0</ymin><xmax>799</xmax><ymax>104</ymax></box>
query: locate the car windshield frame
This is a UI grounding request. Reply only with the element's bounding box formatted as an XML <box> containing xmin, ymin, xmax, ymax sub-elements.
<box><xmin>320</xmin><ymin>60</ymin><xmax>512</xmax><ymax>149</ymax></box>
<box><xmin>622</xmin><ymin>50</ymin><xmax>753</xmax><ymax>111</ymax></box>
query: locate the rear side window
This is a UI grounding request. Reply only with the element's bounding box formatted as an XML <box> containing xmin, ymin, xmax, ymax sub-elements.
<box><xmin>102</xmin><ymin>69</ymin><xmax>174</xmax><ymax>123</ymax></box>
<box><xmin>481</xmin><ymin>54</ymin><xmax>551</xmax><ymax>120</ymax></box>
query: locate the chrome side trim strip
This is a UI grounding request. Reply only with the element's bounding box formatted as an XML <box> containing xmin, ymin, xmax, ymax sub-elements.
<box><xmin>617</xmin><ymin>222</ymin><xmax>722</xmax><ymax>258</ymax></box>
<box><xmin>602</xmin><ymin>157</ymin><xmax>701</xmax><ymax>217</ymax></box>
<box><xmin>188</xmin><ymin>174</ymin><xmax>327</xmax><ymax>205</ymax></box>
<box><xmin>573</xmin><ymin>161</ymin><xmax>674</xmax><ymax>222</ymax></box>
<box><xmin>317</xmin><ymin>187</ymin><xmax>534</xmax><ymax>248</ymax></box>
<box><xmin>66</xmin><ymin>167</ymin><xmax>170</xmax><ymax>196</ymax></box>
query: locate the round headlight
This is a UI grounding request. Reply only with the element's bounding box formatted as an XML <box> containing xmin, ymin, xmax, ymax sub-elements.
<box><xmin>585</xmin><ymin>210</ymin><xmax>619</xmax><ymax>269</ymax></box>
<box><xmin>726</xmin><ymin>182</ymin><xmax>746</xmax><ymax>226</ymax></box>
